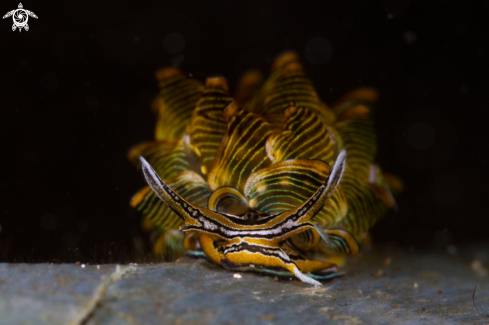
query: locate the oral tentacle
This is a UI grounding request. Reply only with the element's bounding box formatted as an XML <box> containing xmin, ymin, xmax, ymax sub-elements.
<box><xmin>269</xmin><ymin>149</ymin><xmax>347</xmax><ymax>239</ymax></box>
<box><xmin>289</xmin><ymin>265</ymin><xmax>322</xmax><ymax>286</ymax></box>
<box><xmin>140</xmin><ymin>155</ymin><xmax>202</xmax><ymax>226</ymax></box>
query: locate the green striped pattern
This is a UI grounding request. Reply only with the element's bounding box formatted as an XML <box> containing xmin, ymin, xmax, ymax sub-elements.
<box><xmin>128</xmin><ymin>139</ymin><xmax>202</xmax><ymax>181</ymax></box>
<box><xmin>247</xmin><ymin>63</ymin><xmax>335</xmax><ymax>127</ymax></box>
<box><xmin>334</xmin><ymin>106</ymin><xmax>376</xmax><ymax>181</ymax></box>
<box><xmin>153</xmin><ymin>74</ymin><xmax>204</xmax><ymax>141</ymax></box>
<box><xmin>244</xmin><ymin>159</ymin><xmax>347</xmax><ymax>227</ymax></box>
<box><xmin>261</xmin><ymin>75</ymin><xmax>324</xmax><ymax>116</ymax></box>
<box><xmin>266</xmin><ymin>106</ymin><xmax>336</xmax><ymax>165</ymax></box>
<box><xmin>208</xmin><ymin>107</ymin><xmax>273</xmax><ymax>193</ymax></box>
<box><xmin>128</xmin><ymin>53</ymin><xmax>401</xmax><ymax>270</ymax></box>
<box><xmin>258</xmin><ymin>71</ymin><xmax>335</xmax><ymax>126</ymax></box>
<box><xmin>321</xmin><ymin>230</ymin><xmax>357</xmax><ymax>255</ymax></box>
<box><xmin>244</xmin><ymin>68</ymin><xmax>283</xmax><ymax>113</ymax></box>
<box><xmin>290</xmin><ymin>229</ymin><xmax>317</xmax><ymax>250</ymax></box>
<box><xmin>189</xmin><ymin>88</ymin><xmax>231</xmax><ymax>175</ymax></box>
<box><xmin>131</xmin><ymin>171</ymin><xmax>211</xmax><ymax>229</ymax></box>
<box><xmin>333</xmin><ymin>168</ymin><xmax>392</xmax><ymax>239</ymax></box>
<box><xmin>261</xmin><ymin>113</ymin><xmax>285</xmax><ymax>132</ymax></box>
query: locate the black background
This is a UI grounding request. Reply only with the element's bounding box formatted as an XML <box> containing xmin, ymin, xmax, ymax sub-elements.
<box><xmin>1</xmin><ymin>0</ymin><xmax>488</xmax><ymax>262</ymax></box>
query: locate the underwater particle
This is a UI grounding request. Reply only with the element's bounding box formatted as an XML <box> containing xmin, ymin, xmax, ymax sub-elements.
<box><xmin>414</xmin><ymin>282</ymin><xmax>418</xmax><ymax>288</ymax></box>
<box><xmin>164</xmin><ymin>32</ymin><xmax>186</xmax><ymax>54</ymax></box>
<box><xmin>446</xmin><ymin>245</ymin><xmax>457</xmax><ymax>255</ymax></box>
<box><xmin>437</xmin><ymin>290</ymin><xmax>442</xmax><ymax>294</ymax></box>
<box><xmin>471</xmin><ymin>260</ymin><xmax>488</xmax><ymax>277</ymax></box>
<box><xmin>304</xmin><ymin>37</ymin><xmax>332</xmax><ymax>64</ymax></box>
<box><xmin>374</xmin><ymin>269</ymin><xmax>385</xmax><ymax>277</ymax></box>
<box><xmin>81</xmin><ymin>264</ymin><xmax>86</xmax><ymax>268</ymax></box>
<box><xmin>387</xmin><ymin>13</ymin><xmax>394</xmax><ymax>19</ymax></box>
<box><xmin>40</xmin><ymin>214</ymin><xmax>57</xmax><ymax>231</ymax></box>
<box><xmin>233</xmin><ymin>273</ymin><xmax>242</xmax><ymax>279</ymax></box>
<box><xmin>407</xmin><ymin>121</ymin><xmax>435</xmax><ymax>149</ymax></box>
<box><xmin>171</xmin><ymin>54</ymin><xmax>185</xmax><ymax>67</ymax></box>
<box><xmin>403</xmin><ymin>31</ymin><xmax>417</xmax><ymax>44</ymax></box>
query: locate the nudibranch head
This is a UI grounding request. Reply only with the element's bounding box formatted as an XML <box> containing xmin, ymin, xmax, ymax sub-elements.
<box><xmin>129</xmin><ymin>51</ymin><xmax>402</xmax><ymax>285</ymax></box>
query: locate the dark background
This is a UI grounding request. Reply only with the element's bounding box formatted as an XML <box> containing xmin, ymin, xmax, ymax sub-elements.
<box><xmin>1</xmin><ymin>0</ymin><xmax>488</xmax><ymax>262</ymax></box>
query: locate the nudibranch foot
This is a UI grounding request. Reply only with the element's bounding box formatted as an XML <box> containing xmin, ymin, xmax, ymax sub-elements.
<box><xmin>309</xmin><ymin>271</ymin><xmax>345</xmax><ymax>281</ymax></box>
<box><xmin>185</xmin><ymin>250</ymin><xmax>209</xmax><ymax>260</ymax></box>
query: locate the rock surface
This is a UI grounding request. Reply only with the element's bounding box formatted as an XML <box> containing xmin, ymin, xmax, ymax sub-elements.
<box><xmin>1</xmin><ymin>245</ymin><xmax>488</xmax><ymax>325</ymax></box>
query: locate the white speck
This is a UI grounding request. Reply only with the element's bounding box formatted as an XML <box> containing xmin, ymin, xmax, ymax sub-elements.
<box><xmin>447</xmin><ymin>245</ymin><xmax>457</xmax><ymax>255</ymax></box>
<box><xmin>471</xmin><ymin>260</ymin><xmax>488</xmax><ymax>277</ymax></box>
<box><xmin>233</xmin><ymin>273</ymin><xmax>242</xmax><ymax>279</ymax></box>
<box><xmin>97</xmin><ymin>265</ymin><xmax>100</xmax><ymax>269</ymax></box>
<box><xmin>414</xmin><ymin>282</ymin><xmax>418</xmax><ymax>288</ymax></box>
<box><xmin>81</xmin><ymin>264</ymin><xmax>86</xmax><ymax>268</ymax></box>
<box><xmin>404</xmin><ymin>31</ymin><xmax>417</xmax><ymax>44</ymax></box>
<box><xmin>250</xmin><ymin>264</ymin><xmax>255</xmax><ymax>268</ymax></box>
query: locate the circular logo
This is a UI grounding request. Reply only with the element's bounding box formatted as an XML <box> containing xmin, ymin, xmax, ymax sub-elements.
<box><xmin>13</xmin><ymin>9</ymin><xmax>28</xmax><ymax>28</ymax></box>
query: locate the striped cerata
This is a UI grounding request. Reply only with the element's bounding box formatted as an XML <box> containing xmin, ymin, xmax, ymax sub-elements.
<box><xmin>128</xmin><ymin>52</ymin><xmax>402</xmax><ymax>286</ymax></box>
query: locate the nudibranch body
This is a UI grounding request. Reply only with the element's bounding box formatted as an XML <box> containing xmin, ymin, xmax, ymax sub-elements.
<box><xmin>128</xmin><ymin>52</ymin><xmax>401</xmax><ymax>285</ymax></box>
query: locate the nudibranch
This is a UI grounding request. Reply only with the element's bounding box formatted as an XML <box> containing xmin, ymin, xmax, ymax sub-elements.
<box><xmin>128</xmin><ymin>52</ymin><xmax>402</xmax><ymax>286</ymax></box>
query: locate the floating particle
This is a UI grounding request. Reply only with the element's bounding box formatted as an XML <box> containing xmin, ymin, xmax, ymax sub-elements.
<box><xmin>404</xmin><ymin>31</ymin><xmax>417</xmax><ymax>44</ymax></box>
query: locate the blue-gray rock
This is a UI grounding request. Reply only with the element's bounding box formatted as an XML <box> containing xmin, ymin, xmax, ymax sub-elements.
<box><xmin>1</xmin><ymin>245</ymin><xmax>488</xmax><ymax>325</ymax></box>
